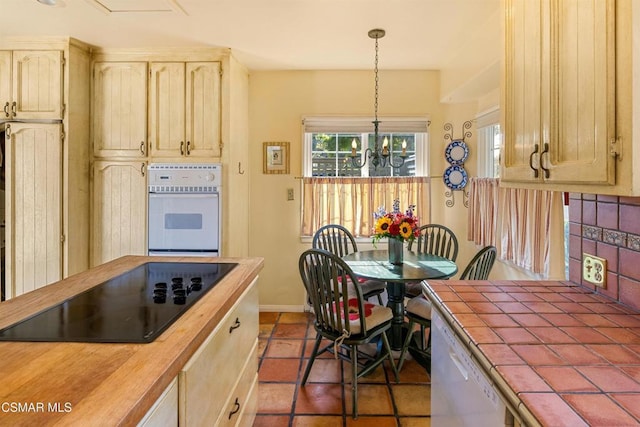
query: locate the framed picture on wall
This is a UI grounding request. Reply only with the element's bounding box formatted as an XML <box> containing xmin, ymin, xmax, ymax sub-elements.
<box><xmin>263</xmin><ymin>142</ymin><xmax>290</xmax><ymax>174</ymax></box>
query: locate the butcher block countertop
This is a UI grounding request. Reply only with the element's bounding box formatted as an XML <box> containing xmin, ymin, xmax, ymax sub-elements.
<box><xmin>0</xmin><ymin>255</ymin><xmax>264</xmax><ymax>426</ymax></box>
<box><xmin>423</xmin><ymin>279</ymin><xmax>640</xmax><ymax>427</ymax></box>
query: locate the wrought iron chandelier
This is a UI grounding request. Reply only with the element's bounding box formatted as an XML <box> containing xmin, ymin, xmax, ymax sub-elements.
<box><xmin>350</xmin><ymin>28</ymin><xmax>407</xmax><ymax>169</ymax></box>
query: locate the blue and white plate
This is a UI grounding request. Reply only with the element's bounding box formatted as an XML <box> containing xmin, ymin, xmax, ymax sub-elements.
<box><xmin>445</xmin><ymin>140</ymin><xmax>469</xmax><ymax>165</ymax></box>
<box><xmin>443</xmin><ymin>165</ymin><xmax>468</xmax><ymax>190</ymax></box>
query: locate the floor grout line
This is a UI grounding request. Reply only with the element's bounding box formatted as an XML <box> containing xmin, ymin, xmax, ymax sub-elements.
<box><xmin>256</xmin><ymin>312</ymin><xmax>432</xmax><ymax>426</ymax></box>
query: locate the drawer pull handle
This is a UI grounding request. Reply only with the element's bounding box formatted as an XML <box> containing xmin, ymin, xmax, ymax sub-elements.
<box><xmin>229</xmin><ymin>317</ymin><xmax>241</xmax><ymax>333</ymax></box>
<box><xmin>180</xmin><ymin>141</ymin><xmax>185</xmax><ymax>155</ymax></box>
<box><xmin>228</xmin><ymin>398</ymin><xmax>241</xmax><ymax>419</ymax></box>
<box><xmin>186</xmin><ymin>140</ymin><xmax>191</xmax><ymax>155</ymax></box>
<box><xmin>11</xmin><ymin>101</ymin><xmax>16</xmax><ymax>116</ymax></box>
<box><xmin>3</xmin><ymin>102</ymin><xmax>9</xmax><ymax>118</ymax></box>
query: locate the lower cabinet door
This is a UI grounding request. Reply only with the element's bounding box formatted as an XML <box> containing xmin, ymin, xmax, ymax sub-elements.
<box><xmin>91</xmin><ymin>160</ymin><xmax>147</xmax><ymax>266</ymax></box>
<box><xmin>137</xmin><ymin>377</ymin><xmax>178</xmax><ymax>427</ymax></box>
<box><xmin>5</xmin><ymin>122</ymin><xmax>62</xmax><ymax>298</ymax></box>
<box><xmin>179</xmin><ymin>279</ymin><xmax>259</xmax><ymax>426</ymax></box>
<box><xmin>217</xmin><ymin>342</ymin><xmax>258</xmax><ymax>427</ymax></box>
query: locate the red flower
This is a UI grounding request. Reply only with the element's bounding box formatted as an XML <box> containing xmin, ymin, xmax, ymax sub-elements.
<box><xmin>388</xmin><ymin>223</ymin><xmax>400</xmax><ymax>235</ymax></box>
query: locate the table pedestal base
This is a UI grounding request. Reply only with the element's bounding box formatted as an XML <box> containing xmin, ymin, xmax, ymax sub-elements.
<box><xmin>386</xmin><ymin>281</ymin><xmax>406</xmax><ymax>350</ymax></box>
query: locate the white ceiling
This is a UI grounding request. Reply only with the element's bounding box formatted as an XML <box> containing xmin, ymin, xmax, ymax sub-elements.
<box><xmin>2</xmin><ymin>0</ymin><xmax>501</xmax><ymax>72</ymax></box>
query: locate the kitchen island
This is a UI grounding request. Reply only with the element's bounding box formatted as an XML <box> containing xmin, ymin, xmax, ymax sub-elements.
<box><xmin>0</xmin><ymin>255</ymin><xmax>263</xmax><ymax>426</ymax></box>
<box><xmin>424</xmin><ymin>279</ymin><xmax>640</xmax><ymax>426</ymax></box>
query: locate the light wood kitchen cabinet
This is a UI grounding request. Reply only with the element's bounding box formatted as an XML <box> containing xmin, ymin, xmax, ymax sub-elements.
<box><xmin>92</xmin><ymin>61</ymin><xmax>148</xmax><ymax>158</ymax></box>
<box><xmin>179</xmin><ymin>277</ymin><xmax>259</xmax><ymax>426</ymax></box>
<box><xmin>90</xmin><ymin>161</ymin><xmax>147</xmax><ymax>267</ymax></box>
<box><xmin>5</xmin><ymin>122</ymin><xmax>62</xmax><ymax>298</ymax></box>
<box><xmin>0</xmin><ymin>50</ymin><xmax>63</xmax><ymax>121</ymax></box>
<box><xmin>1</xmin><ymin>38</ymin><xmax>92</xmax><ymax>298</ymax></box>
<box><xmin>149</xmin><ymin>61</ymin><xmax>222</xmax><ymax>159</ymax></box>
<box><xmin>502</xmin><ymin>0</ymin><xmax>617</xmax><ymax>189</ymax></box>
<box><xmin>137</xmin><ymin>377</ymin><xmax>179</xmax><ymax>427</ymax></box>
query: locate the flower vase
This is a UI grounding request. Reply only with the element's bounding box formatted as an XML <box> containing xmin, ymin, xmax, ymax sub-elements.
<box><xmin>388</xmin><ymin>238</ymin><xmax>404</xmax><ymax>265</ymax></box>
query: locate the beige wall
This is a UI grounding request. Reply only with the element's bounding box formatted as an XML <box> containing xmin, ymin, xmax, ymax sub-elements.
<box><xmin>248</xmin><ymin>69</ymin><xmax>529</xmax><ymax>310</ymax></box>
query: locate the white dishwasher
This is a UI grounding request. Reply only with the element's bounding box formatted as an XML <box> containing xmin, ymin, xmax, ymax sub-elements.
<box><xmin>431</xmin><ymin>307</ymin><xmax>510</xmax><ymax>427</ymax></box>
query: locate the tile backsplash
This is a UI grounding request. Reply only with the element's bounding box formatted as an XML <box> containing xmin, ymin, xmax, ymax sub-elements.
<box><xmin>568</xmin><ymin>194</ymin><xmax>640</xmax><ymax>311</ymax></box>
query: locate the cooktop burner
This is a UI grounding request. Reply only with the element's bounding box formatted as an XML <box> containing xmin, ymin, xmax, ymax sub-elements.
<box><xmin>0</xmin><ymin>262</ymin><xmax>237</xmax><ymax>343</ymax></box>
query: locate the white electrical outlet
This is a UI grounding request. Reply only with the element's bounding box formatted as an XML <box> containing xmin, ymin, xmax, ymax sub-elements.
<box><xmin>583</xmin><ymin>253</ymin><xmax>607</xmax><ymax>288</ymax></box>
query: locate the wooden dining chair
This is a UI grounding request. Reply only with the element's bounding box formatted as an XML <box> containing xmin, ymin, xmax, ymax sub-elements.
<box><xmin>405</xmin><ymin>224</ymin><xmax>459</xmax><ymax>297</ymax></box>
<box><xmin>298</xmin><ymin>248</ymin><xmax>399</xmax><ymax>419</ymax></box>
<box><xmin>312</xmin><ymin>224</ymin><xmax>386</xmax><ymax>304</ymax></box>
<box><xmin>397</xmin><ymin>245</ymin><xmax>497</xmax><ymax>372</ymax></box>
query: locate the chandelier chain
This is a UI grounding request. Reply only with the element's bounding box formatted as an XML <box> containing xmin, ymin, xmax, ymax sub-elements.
<box><xmin>374</xmin><ymin>36</ymin><xmax>379</xmax><ymax>122</ymax></box>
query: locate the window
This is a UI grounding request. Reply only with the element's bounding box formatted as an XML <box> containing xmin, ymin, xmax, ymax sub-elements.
<box><xmin>476</xmin><ymin>108</ymin><xmax>501</xmax><ymax>178</ymax></box>
<box><xmin>302</xmin><ymin>117</ymin><xmax>430</xmax><ymax>178</ymax></box>
<box><xmin>300</xmin><ymin>117</ymin><xmax>431</xmax><ymax>238</ymax></box>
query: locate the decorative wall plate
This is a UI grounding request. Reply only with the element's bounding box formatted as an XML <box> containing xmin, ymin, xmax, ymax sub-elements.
<box><xmin>444</xmin><ymin>140</ymin><xmax>469</xmax><ymax>165</ymax></box>
<box><xmin>443</xmin><ymin>165</ymin><xmax>468</xmax><ymax>189</ymax></box>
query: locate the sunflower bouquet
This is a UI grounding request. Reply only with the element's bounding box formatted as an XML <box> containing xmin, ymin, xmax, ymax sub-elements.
<box><xmin>372</xmin><ymin>199</ymin><xmax>420</xmax><ymax>244</ymax></box>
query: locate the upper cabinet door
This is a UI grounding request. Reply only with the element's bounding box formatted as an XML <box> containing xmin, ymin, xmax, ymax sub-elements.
<box><xmin>93</xmin><ymin>62</ymin><xmax>148</xmax><ymax>158</ymax></box>
<box><xmin>185</xmin><ymin>62</ymin><xmax>221</xmax><ymax>158</ymax></box>
<box><xmin>547</xmin><ymin>0</ymin><xmax>616</xmax><ymax>185</ymax></box>
<box><xmin>502</xmin><ymin>0</ymin><xmax>550</xmax><ymax>183</ymax></box>
<box><xmin>502</xmin><ymin>0</ymin><xmax>616</xmax><ymax>188</ymax></box>
<box><xmin>149</xmin><ymin>62</ymin><xmax>187</xmax><ymax>158</ymax></box>
<box><xmin>0</xmin><ymin>51</ymin><xmax>11</xmax><ymax>119</ymax></box>
<box><xmin>11</xmin><ymin>50</ymin><xmax>63</xmax><ymax>120</ymax></box>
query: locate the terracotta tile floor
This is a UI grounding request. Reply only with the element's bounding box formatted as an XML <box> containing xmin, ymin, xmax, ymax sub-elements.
<box><xmin>254</xmin><ymin>312</ymin><xmax>432</xmax><ymax>427</ymax></box>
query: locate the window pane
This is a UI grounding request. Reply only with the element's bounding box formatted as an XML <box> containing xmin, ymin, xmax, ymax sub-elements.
<box><xmin>309</xmin><ymin>131</ymin><xmax>422</xmax><ymax>177</ymax></box>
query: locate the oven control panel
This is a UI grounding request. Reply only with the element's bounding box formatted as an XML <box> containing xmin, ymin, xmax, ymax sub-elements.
<box><xmin>148</xmin><ymin>163</ymin><xmax>222</xmax><ymax>193</ymax></box>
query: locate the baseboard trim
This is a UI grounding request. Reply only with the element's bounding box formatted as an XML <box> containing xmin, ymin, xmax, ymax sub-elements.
<box><xmin>259</xmin><ymin>304</ymin><xmax>307</xmax><ymax>313</ymax></box>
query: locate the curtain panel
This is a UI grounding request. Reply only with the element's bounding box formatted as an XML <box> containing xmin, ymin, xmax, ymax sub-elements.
<box><xmin>301</xmin><ymin>177</ymin><xmax>430</xmax><ymax>238</ymax></box>
<box><xmin>467</xmin><ymin>178</ymin><xmax>500</xmax><ymax>246</ymax></box>
<box><xmin>467</xmin><ymin>177</ymin><xmax>564</xmax><ymax>277</ymax></box>
<box><xmin>499</xmin><ymin>187</ymin><xmax>563</xmax><ymax>277</ymax></box>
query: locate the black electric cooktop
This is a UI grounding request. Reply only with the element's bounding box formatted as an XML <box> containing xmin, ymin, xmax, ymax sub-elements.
<box><xmin>0</xmin><ymin>262</ymin><xmax>237</xmax><ymax>343</ymax></box>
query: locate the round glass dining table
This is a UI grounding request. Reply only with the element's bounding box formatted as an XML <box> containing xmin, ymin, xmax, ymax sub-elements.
<box><xmin>342</xmin><ymin>249</ymin><xmax>458</xmax><ymax>349</ymax></box>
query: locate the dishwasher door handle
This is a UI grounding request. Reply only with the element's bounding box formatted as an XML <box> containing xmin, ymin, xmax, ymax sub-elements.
<box><xmin>449</xmin><ymin>349</ymin><xmax>469</xmax><ymax>381</ymax></box>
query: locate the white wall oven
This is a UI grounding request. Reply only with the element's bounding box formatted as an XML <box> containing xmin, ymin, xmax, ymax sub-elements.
<box><xmin>148</xmin><ymin>164</ymin><xmax>222</xmax><ymax>257</ymax></box>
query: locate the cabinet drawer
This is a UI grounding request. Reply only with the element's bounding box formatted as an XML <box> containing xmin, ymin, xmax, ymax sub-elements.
<box><xmin>217</xmin><ymin>342</ymin><xmax>259</xmax><ymax>427</ymax></box>
<box><xmin>179</xmin><ymin>280</ymin><xmax>259</xmax><ymax>426</ymax></box>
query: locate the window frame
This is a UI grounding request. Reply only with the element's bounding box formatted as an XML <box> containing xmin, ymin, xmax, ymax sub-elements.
<box><xmin>302</xmin><ymin>116</ymin><xmax>430</xmax><ymax>177</ymax></box>
<box><xmin>475</xmin><ymin>108</ymin><xmax>501</xmax><ymax>178</ymax></box>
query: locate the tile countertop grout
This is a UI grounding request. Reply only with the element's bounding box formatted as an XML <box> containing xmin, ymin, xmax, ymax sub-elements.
<box><xmin>423</xmin><ymin>279</ymin><xmax>640</xmax><ymax>427</ymax></box>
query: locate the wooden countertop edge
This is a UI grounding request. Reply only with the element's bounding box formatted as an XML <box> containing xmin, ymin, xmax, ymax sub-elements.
<box><xmin>0</xmin><ymin>255</ymin><xmax>264</xmax><ymax>426</ymax></box>
<box><xmin>423</xmin><ymin>283</ymin><xmax>542</xmax><ymax>427</ymax></box>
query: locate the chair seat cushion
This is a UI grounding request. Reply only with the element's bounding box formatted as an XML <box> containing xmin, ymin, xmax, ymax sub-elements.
<box><xmin>405</xmin><ymin>295</ymin><xmax>432</xmax><ymax>320</ymax></box>
<box><xmin>404</xmin><ymin>281</ymin><xmax>422</xmax><ymax>297</ymax></box>
<box><xmin>339</xmin><ymin>276</ymin><xmax>386</xmax><ymax>296</ymax></box>
<box><xmin>333</xmin><ymin>298</ymin><xmax>392</xmax><ymax>335</ymax></box>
